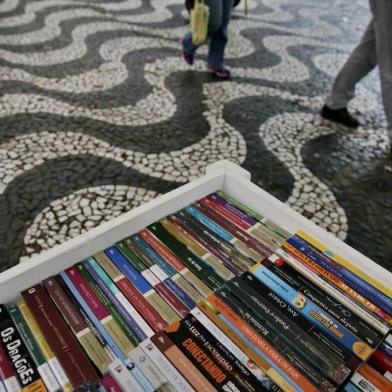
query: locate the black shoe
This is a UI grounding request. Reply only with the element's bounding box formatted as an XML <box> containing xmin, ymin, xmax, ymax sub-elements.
<box><xmin>321</xmin><ymin>105</ymin><xmax>360</xmax><ymax>128</ymax></box>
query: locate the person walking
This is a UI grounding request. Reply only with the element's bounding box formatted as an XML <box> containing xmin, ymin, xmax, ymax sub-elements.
<box><xmin>321</xmin><ymin>0</ymin><xmax>392</xmax><ymax>156</ymax></box>
<box><xmin>181</xmin><ymin>0</ymin><xmax>234</xmax><ymax>79</ymax></box>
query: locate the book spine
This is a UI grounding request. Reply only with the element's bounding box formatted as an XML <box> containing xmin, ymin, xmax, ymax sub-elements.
<box><xmin>369</xmin><ymin>348</ymin><xmax>392</xmax><ymax>375</ymax></box>
<box><xmin>131</xmin><ymin>234</ymin><xmax>197</xmax><ymax>311</ymax></box>
<box><xmin>343</xmin><ymin>382</ymin><xmax>361</xmax><ymax>392</ymax></box>
<box><xmin>191</xmin><ymin>308</ymin><xmax>284</xmax><ymax>392</ymax></box>
<box><xmin>279</xmin><ymin>245</ymin><xmax>392</xmax><ymax>327</ymax></box>
<box><xmin>296</xmin><ymin>230</ymin><xmax>392</xmax><ymax>299</ymax></box>
<box><xmin>157</xmin><ymin>218</ymin><xmax>236</xmax><ymax>285</ymax></box>
<box><xmin>273</xmin><ymin>250</ymin><xmax>390</xmax><ymax>334</ymax></box>
<box><xmin>0</xmin><ymin>305</ymin><xmax>47</xmax><ymax>392</ymax></box>
<box><xmin>138</xmin><ymin>228</ymin><xmax>204</xmax><ymax>303</ymax></box>
<box><xmin>215</xmin><ymin>289</ymin><xmax>336</xmax><ymax>392</ymax></box>
<box><xmin>250</xmin><ymin>264</ymin><xmax>374</xmax><ymax>361</ymax></box>
<box><xmin>206</xmin><ymin>294</ymin><xmax>321</xmax><ymax>392</ymax></box>
<box><xmin>104</xmin><ymin>247</ymin><xmax>180</xmax><ymax>325</ymax></box>
<box><xmin>166</xmin><ymin>315</ymin><xmax>265</xmax><ymax>392</ymax></box>
<box><xmin>129</xmin><ymin>346</ymin><xmax>172</xmax><ymax>391</ymax></box>
<box><xmin>264</xmin><ymin>256</ymin><xmax>386</xmax><ymax>345</ymax></box>
<box><xmin>151</xmin><ymin>332</ymin><xmax>217</xmax><ymax>392</ymax></box>
<box><xmin>147</xmin><ymin>222</ymin><xmax>224</xmax><ymax>291</ymax></box>
<box><xmin>171</xmin><ymin>212</ymin><xmax>247</xmax><ymax>276</ymax></box>
<box><xmin>186</xmin><ymin>204</ymin><xmax>265</xmax><ymax>263</ymax></box>
<box><xmin>6</xmin><ymin>304</ymin><xmax>61</xmax><ymax>392</ymax></box>
<box><xmin>60</xmin><ymin>272</ymin><xmax>154</xmax><ymax>392</ymax></box>
<box><xmin>228</xmin><ymin>278</ymin><xmax>350</xmax><ymax>385</ymax></box>
<box><xmin>197</xmin><ymin>300</ymin><xmax>295</xmax><ymax>392</ymax></box>
<box><xmin>0</xmin><ymin>343</ymin><xmax>21</xmax><ymax>392</ymax></box>
<box><xmin>198</xmin><ymin>197</ymin><xmax>272</xmax><ymax>258</ymax></box>
<box><xmin>124</xmin><ymin>237</ymin><xmax>191</xmax><ymax>317</ymax></box>
<box><xmin>16</xmin><ymin>301</ymin><xmax>72</xmax><ymax>392</ymax></box>
<box><xmin>64</xmin><ymin>266</ymin><xmax>135</xmax><ymax>357</ymax></box>
<box><xmin>0</xmin><ymin>380</ymin><xmax>6</xmax><ymax>392</ymax></box>
<box><xmin>43</xmin><ymin>276</ymin><xmax>113</xmax><ymax>376</ymax></box>
<box><xmin>76</xmin><ymin>263</ymin><xmax>140</xmax><ymax>346</ymax></box>
<box><xmin>243</xmin><ymin>273</ymin><xmax>361</xmax><ymax>371</ymax></box>
<box><xmin>286</xmin><ymin>235</ymin><xmax>392</xmax><ymax>315</ymax></box>
<box><xmin>358</xmin><ymin>363</ymin><xmax>392</xmax><ymax>391</ymax></box>
<box><xmin>108</xmin><ymin>359</ymin><xmax>143</xmax><ymax>392</ymax></box>
<box><xmin>84</xmin><ymin>256</ymin><xmax>154</xmax><ymax>339</ymax></box>
<box><xmin>99</xmin><ymin>375</ymin><xmax>122</xmax><ymax>392</ymax></box>
<box><xmin>139</xmin><ymin>339</ymin><xmax>195</xmax><ymax>392</ymax></box>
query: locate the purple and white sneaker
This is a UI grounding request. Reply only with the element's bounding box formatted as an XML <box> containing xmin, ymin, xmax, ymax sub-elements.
<box><xmin>208</xmin><ymin>67</ymin><xmax>231</xmax><ymax>79</ymax></box>
<box><xmin>181</xmin><ymin>38</ymin><xmax>194</xmax><ymax>66</ymax></box>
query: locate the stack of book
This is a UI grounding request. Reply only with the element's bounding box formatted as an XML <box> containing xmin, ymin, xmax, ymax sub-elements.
<box><xmin>0</xmin><ymin>191</ymin><xmax>391</xmax><ymax>392</ymax></box>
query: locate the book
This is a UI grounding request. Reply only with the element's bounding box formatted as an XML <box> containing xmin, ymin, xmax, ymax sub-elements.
<box><xmin>16</xmin><ymin>301</ymin><xmax>72</xmax><ymax>392</ymax></box>
<box><xmin>151</xmin><ymin>332</ymin><xmax>216</xmax><ymax>392</ymax></box>
<box><xmin>140</xmin><ymin>339</ymin><xmax>195</xmax><ymax>392</ymax></box>
<box><xmin>250</xmin><ymin>263</ymin><xmax>374</xmax><ymax>361</ymax></box>
<box><xmin>21</xmin><ymin>285</ymin><xmax>99</xmax><ymax>388</ymax></box>
<box><xmin>42</xmin><ymin>276</ymin><xmax>113</xmax><ymax>376</ymax></box>
<box><xmin>0</xmin><ymin>304</ymin><xmax>47</xmax><ymax>392</ymax></box>
<box><xmin>6</xmin><ymin>303</ymin><xmax>61</xmax><ymax>392</ymax></box>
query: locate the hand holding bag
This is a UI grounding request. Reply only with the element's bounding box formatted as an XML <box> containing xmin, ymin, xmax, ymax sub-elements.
<box><xmin>191</xmin><ymin>0</ymin><xmax>209</xmax><ymax>45</ymax></box>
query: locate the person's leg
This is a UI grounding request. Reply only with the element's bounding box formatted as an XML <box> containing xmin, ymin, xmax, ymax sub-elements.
<box><xmin>326</xmin><ymin>20</ymin><xmax>377</xmax><ymax>110</ymax></box>
<box><xmin>370</xmin><ymin>0</ymin><xmax>392</xmax><ymax>140</ymax></box>
<box><xmin>182</xmin><ymin>0</ymin><xmax>223</xmax><ymax>65</ymax></box>
<box><xmin>207</xmin><ymin>0</ymin><xmax>234</xmax><ymax>72</ymax></box>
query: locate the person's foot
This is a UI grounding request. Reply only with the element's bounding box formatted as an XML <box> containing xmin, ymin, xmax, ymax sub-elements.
<box><xmin>181</xmin><ymin>38</ymin><xmax>193</xmax><ymax>66</ymax></box>
<box><xmin>208</xmin><ymin>67</ymin><xmax>231</xmax><ymax>79</ymax></box>
<box><xmin>321</xmin><ymin>105</ymin><xmax>360</xmax><ymax>128</ymax></box>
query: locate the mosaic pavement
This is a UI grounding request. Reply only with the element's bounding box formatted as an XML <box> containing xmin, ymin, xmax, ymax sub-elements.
<box><xmin>0</xmin><ymin>0</ymin><xmax>391</xmax><ymax>271</ymax></box>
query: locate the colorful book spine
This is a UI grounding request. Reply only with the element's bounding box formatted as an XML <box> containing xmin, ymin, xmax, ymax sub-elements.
<box><xmin>207</xmin><ymin>193</ymin><xmax>283</xmax><ymax>250</ymax></box>
<box><xmin>104</xmin><ymin>247</ymin><xmax>180</xmax><ymax>325</ymax></box>
<box><xmin>197</xmin><ymin>198</ymin><xmax>272</xmax><ymax>259</ymax></box>
<box><xmin>130</xmin><ymin>234</ymin><xmax>197</xmax><ymax>311</ymax></box>
<box><xmin>60</xmin><ymin>271</ymin><xmax>154</xmax><ymax>392</ymax></box>
<box><xmin>181</xmin><ymin>206</ymin><xmax>259</xmax><ymax>268</ymax></box>
<box><xmin>108</xmin><ymin>359</ymin><xmax>144</xmax><ymax>392</ymax></box>
<box><xmin>170</xmin><ymin>212</ymin><xmax>248</xmax><ymax>276</ymax></box>
<box><xmin>250</xmin><ymin>264</ymin><xmax>374</xmax><ymax>361</ymax></box>
<box><xmin>215</xmin><ymin>191</ymin><xmax>290</xmax><ymax>240</ymax></box>
<box><xmin>166</xmin><ymin>315</ymin><xmax>265</xmax><ymax>392</ymax></box>
<box><xmin>76</xmin><ymin>263</ymin><xmax>140</xmax><ymax>347</ymax></box>
<box><xmin>197</xmin><ymin>300</ymin><xmax>296</xmax><ymax>392</ymax></box>
<box><xmin>151</xmin><ymin>332</ymin><xmax>217</xmax><ymax>392</ymax></box>
<box><xmin>0</xmin><ymin>343</ymin><xmax>21</xmax><ymax>392</ymax></box>
<box><xmin>158</xmin><ymin>217</ymin><xmax>236</xmax><ymax>283</ymax></box>
<box><xmin>120</xmin><ymin>237</ymin><xmax>190</xmax><ymax>317</ymax></box>
<box><xmin>16</xmin><ymin>300</ymin><xmax>73</xmax><ymax>392</ymax></box>
<box><xmin>6</xmin><ymin>304</ymin><xmax>61</xmax><ymax>392</ymax></box>
<box><xmin>273</xmin><ymin>249</ymin><xmax>390</xmax><ymax>334</ymax></box>
<box><xmin>84</xmin><ymin>256</ymin><xmax>154</xmax><ymax>339</ymax></box>
<box><xmin>21</xmin><ymin>285</ymin><xmax>99</xmax><ymax>388</ymax></box>
<box><xmin>286</xmin><ymin>235</ymin><xmax>392</xmax><ymax>316</ymax></box>
<box><xmin>227</xmin><ymin>278</ymin><xmax>350</xmax><ymax>385</ymax></box>
<box><xmin>215</xmin><ymin>289</ymin><xmax>336</xmax><ymax>392</ymax></box>
<box><xmin>357</xmin><ymin>363</ymin><xmax>392</xmax><ymax>391</ymax></box>
<box><xmin>242</xmin><ymin>273</ymin><xmax>361</xmax><ymax>371</ymax></box>
<box><xmin>0</xmin><ymin>305</ymin><xmax>47</xmax><ymax>392</ymax></box>
<box><xmin>147</xmin><ymin>222</ymin><xmax>224</xmax><ymax>291</ymax></box>
<box><xmin>139</xmin><ymin>339</ymin><xmax>195</xmax><ymax>392</ymax></box>
<box><xmin>190</xmin><ymin>308</ymin><xmax>284</xmax><ymax>392</ymax></box>
<box><xmin>129</xmin><ymin>346</ymin><xmax>174</xmax><ymax>392</ymax></box>
<box><xmin>296</xmin><ymin>231</ymin><xmax>392</xmax><ymax>300</ymax></box>
<box><xmin>99</xmin><ymin>375</ymin><xmax>122</xmax><ymax>392</ymax></box>
<box><xmin>137</xmin><ymin>229</ymin><xmax>204</xmax><ymax>303</ymax></box>
<box><xmin>64</xmin><ymin>266</ymin><xmax>136</xmax><ymax>357</ymax></box>
<box><xmin>263</xmin><ymin>256</ymin><xmax>386</xmax><ymax>345</ymax></box>
<box><xmin>42</xmin><ymin>276</ymin><xmax>114</xmax><ymax>376</ymax></box>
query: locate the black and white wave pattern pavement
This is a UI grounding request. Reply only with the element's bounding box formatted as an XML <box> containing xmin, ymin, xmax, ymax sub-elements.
<box><xmin>0</xmin><ymin>0</ymin><xmax>391</xmax><ymax>271</ymax></box>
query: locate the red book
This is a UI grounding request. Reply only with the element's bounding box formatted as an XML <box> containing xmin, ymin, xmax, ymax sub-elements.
<box><xmin>21</xmin><ymin>284</ymin><xmax>99</xmax><ymax>388</ymax></box>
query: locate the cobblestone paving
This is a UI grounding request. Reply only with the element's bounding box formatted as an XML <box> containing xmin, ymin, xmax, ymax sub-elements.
<box><xmin>0</xmin><ymin>0</ymin><xmax>391</xmax><ymax>271</ymax></box>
